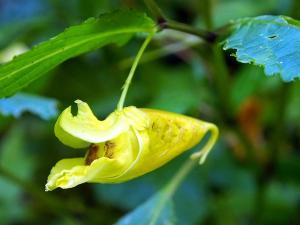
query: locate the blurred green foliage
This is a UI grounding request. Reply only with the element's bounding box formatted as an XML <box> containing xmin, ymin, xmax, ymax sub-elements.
<box><xmin>0</xmin><ymin>0</ymin><xmax>300</xmax><ymax>225</ymax></box>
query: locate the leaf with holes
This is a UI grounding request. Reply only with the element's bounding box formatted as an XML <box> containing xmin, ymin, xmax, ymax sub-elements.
<box><xmin>0</xmin><ymin>10</ymin><xmax>156</xmax><ymax>98</ymax></box>
<box><xmin>224</xmin><ymin>15</ymin><xmax>300</xmax><ymax>81</ymax></box>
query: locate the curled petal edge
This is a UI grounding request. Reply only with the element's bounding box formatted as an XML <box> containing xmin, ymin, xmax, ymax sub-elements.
<box><xmin>190</xmin><ymin>123</ymin><xmax>219</xmax><ymax>164</ymax></box>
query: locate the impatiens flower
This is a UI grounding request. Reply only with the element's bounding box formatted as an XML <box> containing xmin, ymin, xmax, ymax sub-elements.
<box><xmin>46</xmin><ymin>100</ymin><xmax>218</xmax><ymax>191</ymax></box>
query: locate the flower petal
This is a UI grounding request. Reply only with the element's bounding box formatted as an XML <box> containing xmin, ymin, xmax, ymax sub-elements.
<box><xmin>54</xmin><ymin>115</ymin><xmax>90</xmax><ymax>148</ymax></box>
<box><xmin>46</xmin><ymin>157</ymin><xmax>114</xmax><ymax>191</ymax></box>
<box><xmin>46</xmin><ymin>128</ymin><xmax>140</xmax><ymax>190</ymax></box>
<box><xmin>55</xmin><ymin>100</ymin><xmax>129</xmax><ymax>146</ymax></box>
<box><xmin>110</xmin><ymin>108</ymin><xmax>219</xmax><ymax>181</ymax></box>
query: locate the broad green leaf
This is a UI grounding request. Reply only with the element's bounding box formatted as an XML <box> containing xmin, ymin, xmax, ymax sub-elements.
<box><xmin>224</xmin><ymin>15</ymin><xmax>300</xmax><ymax>81</ymax></box>
<box><xmin>0</xmin><ymin>92</ymin><xmax>58</xmax><ymax>120</ymax></box>
<box><xmin>115</xmin><ymin>187</ymin><xmax>176</xmax><ymax>225</ymax></box>
<box><xmin>0</xmin><ymin>10</ymin><xmax>156</xmax><ymax>97</ymax></box>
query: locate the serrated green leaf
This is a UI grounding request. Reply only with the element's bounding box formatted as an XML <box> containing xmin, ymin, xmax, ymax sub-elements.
<box><xmin>224</xmin><ymin>15</ymin><xmax>300</xmax><ymax>81</ymax></box>
<box><xmin>115</xmin><ymin>188</ymin><xmax>176</xmax><ymax>225</ymax></box>
<box><xmin>0</xmin><ymin>92</ymin><xmax>58</xmax><ymax>120</ymax></box>
<box><xmin>0</xmin><ymin>10</ymin><xmax>156</xmax><ymax>97</ymax></box>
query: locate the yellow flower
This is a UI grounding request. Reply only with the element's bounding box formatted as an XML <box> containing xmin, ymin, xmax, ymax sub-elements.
<box><xmin>46</xmin><ymin>100</ymin><xmax>218</xmax><ymax>191</ymax></box>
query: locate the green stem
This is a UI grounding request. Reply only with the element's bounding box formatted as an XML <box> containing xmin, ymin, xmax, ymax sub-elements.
<box><xmin>117</xmin><ymin>34</ymin><xmax>153</xmax><ymax>110</ymax></box>
<box><xmin>144</xmin><ymin>0</ymin><xmax>166</xmax><ymax>23</ymax></box>
<box><xmin>291</xmin><ymin>0</ymin><xmax>300</xmax><ymax>19</ymax></box>
<box><xmin>211</xmin><ymin>44</ymin><xmax>231</xmax><ymax>118</ymax></box>
<box><xmin>119</xmin><ymin>37</ymin><xmax>201</xmax><ymax>69</ymax></box>
<box><xmin>198</xmin><ymin>0</ymin><xmax>213</xmax><ymax>29</ymax></box>
<box><xmin>197</xmin><ymin>0</ymin><xmax>231</xmax><ymax>118</ymax></box>
<box><xmin>269</xmin><ymin>84</ymin><xmax>289</xmax><ymax>164</ymax></box>
<box><xmin>149</xmin><ymin>159</ymin><xmax>196</xmax><ymax>225</ymax></box>
<box><xmin>255</xmin><ymin>83</ymin><xmax>290</xmax><ymax>224</ymax></box>
<box><xmin>165</xmin><ymin>20</ymin><xmax>217</xmax><ymax>43</ymax></box>
<box><xmin>165</xmin><ymin>159</ymin><xmax>197</xmax><ymax>195</ymax></box>
<box><xmin>144</xmin><ymin>0</ymin><xmax>218</xmax><ymax>42</ymax></box>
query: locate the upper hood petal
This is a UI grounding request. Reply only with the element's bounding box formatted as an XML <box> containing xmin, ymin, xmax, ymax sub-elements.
<box><xmin>55</xmin><ymin>100</ymin><xmax>130</xmax><ymax>147</ymax></box>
